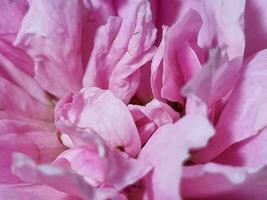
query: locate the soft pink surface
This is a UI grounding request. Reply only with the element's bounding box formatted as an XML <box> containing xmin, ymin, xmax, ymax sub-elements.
<box><xmin>1</xmin><ymin>0</ymin><xmax>267</xmax><ymax>199</ymax></box>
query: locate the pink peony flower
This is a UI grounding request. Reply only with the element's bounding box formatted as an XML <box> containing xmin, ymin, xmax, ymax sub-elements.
<box><xmin>2</xmin><ymin>0</ymin><xmax>267</xmax><ymax>199</ymax></box>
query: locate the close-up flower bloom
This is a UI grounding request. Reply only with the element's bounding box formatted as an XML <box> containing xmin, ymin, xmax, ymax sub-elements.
<box><xmin>1</xmin><ymin>0</ymin><xmax>267</xmax><ymax>199</ymax></box>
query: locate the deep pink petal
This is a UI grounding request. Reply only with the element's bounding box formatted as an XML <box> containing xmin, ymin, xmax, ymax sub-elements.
<box><xmin>245</xmin><ymin>0</ymin><xmax>267</xmax><ymax>57</ymax></box>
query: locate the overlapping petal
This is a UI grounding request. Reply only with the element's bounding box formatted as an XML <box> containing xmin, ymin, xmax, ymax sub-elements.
<box><xmin>138</xmin><ymin>115</ymin><xmax>214</xmax><ymax>200</ymax></box>
<box><xmin>129</xmin><ymin>99</ymin><xmax>179</xmax><ymax>144</ymax></box>
<box><xmin>192</xmin><ymin>49</ymin><xmax>267</xmax><ymax>163</ymax></box>
<box><xmin>55</xmin><ymin>87</ymin><xmax>141</xmax><ymax>157</ymax></box>
<box><xmin>83</xmin><ymin>0</ymin><xmax>157</xmax><ymax>103</ymax></box>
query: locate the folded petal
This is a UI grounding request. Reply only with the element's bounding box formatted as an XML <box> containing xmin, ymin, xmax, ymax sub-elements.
<box><xmin>129</xmin><ymin>99</ymin><xmax>179</xmax><ymax>144</ymax></box>
<box><xmin>83</xmin><ymin>0</ymin><xmax>157</xmax><ymax>103</ymax></box>
<box><xmin>15</xmin><ymin>0</ymin><xmax>85</xmax><ymax>97</ymax></box>
<box><xmin>138</xmin><ymin>115</ymin><xmax>214</xmax><ymax>200</ymax></box>
<box><xmin>182</xmin><ymin>0</ymin><xmax>245</xmax><ymax>120</ymax></box>
<box><xmin>182</xmin><ymin>163</ymin><xmax>267</xmax><ymax>200</ymax></box>
<box><xmin>151</xmin><ymin>10</ymin><xmax>202</xmax><ymax>103</ymax></box>
<box><xmin>192</xmin><ymin>49</ymin><xmax>267</xmax><ymax>162</ymax></box>
<box><xmin>55</xmin><ymin>87</ymin><xmax>141</xmax><ymax>157</ymax></box>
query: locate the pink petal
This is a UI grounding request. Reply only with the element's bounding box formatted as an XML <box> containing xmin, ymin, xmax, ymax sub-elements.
<box><xmin>79</xmin><ymin>1</ymin><xmax>116</xmax><ymax>68</ymax></box>
<box><xmin>150</xmin><ymin>0</ymin><xmax>201</xmax><ymax>44</ymax></box>
<box><xmin>55</xmin><ymin>146</ymin><xmax>152</xmax><ymax>190</ymax></box>
<box><xmin>0</xmin><ymin>130</ymin><xmax>65</xmax><ymax>183</ymax></box>
<box><xmin>182</xmin><ymin>48</ymin><xmax>241</xmax><ymax>122</ymax></box>
<box><xmin>182</xmin><ymin>163</ymin><xmax>267</xmax><ymax>200</ymax></box>
<box><xmin>182</xmin><ymin>0</ymin><xmax>245</xmax><ymax>119</ymax></box>
<box><xmin>138</xmin><ymin>115</ymin><xmax>214</xmax><ymax>200</ymax></box>
<box><xmin>0</xmin><ymin>39</ymin><xmax>50</xmax><ymax>105</ymax></box>
<box><xmin>245</xmin><ymin>0</ymin><xmax>267</xmax><ymax>57</ymax></box>
<box><xmin>55</xmin><ymin>87</ymin><xmax>141</xmax><ymax>157</ymax></box>
<box><xmin>0</xmin><ymin>183</ymin><xmax>80</xmax><ymax>200</ymax></box>
<box><xmin>83</xmin><ymin>0</ymin><xmax>157</xmax><ymax>103</ymax></box>
<box><xmin>12</xmin><ymin>153</ymin><xmax>123</xmax><ymax>200</ymax></box>
<box><xmin>151</xmin><ymin>10</ymin><xmax>202</xmax><ymax>103</ymax></box>
<box><xmin>198</xmin><ymin>0</ymin><xmax>245</xmax><ymax>59</ymax></box>
<box><xmin>14</xmin><ymin>0</ymin><xmax>85</xmax><ymax>97</ymax></box>
<box><xmin>129</xmin><ymin>99</ymin><xmax>179</xmax><ymax>144</ymax></box>
<box><xmin>214</xmin><ymin>127</ymin><xmax>267</xmax><ymax>168</ymax></box>
<box><xmin>0</xmin><ymin>78</ymin><xmax>53</xmax><ymax>121</ymax></box>
<box><xmin>192</xmin><ymin>49</ymin><xmax>267</xmax><ymax>163</ymax></box>
<box><xmin>0</xmin><ymin>0</ymin><xmax>28</xmax><ymax>42</ymax></box>
<box><xmin>134</xmin><ymin>62</ymin><xmax>154</xmax><ymax>104</ymax></box>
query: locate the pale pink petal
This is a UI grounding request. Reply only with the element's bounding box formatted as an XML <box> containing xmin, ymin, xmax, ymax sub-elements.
<box><xmin>192</xmin><ymin>49</ymin><xmax>267</xmax><ymax>163</ymax></box>
<box><xmin>12</xmin><ymin>153</ymin><xmax>123</xmax><ymax>200</ymax></box>
<box><xmin>129</xmin><ymin>99</ymin><xmax>179</xmax><ymax>144</ymax></box>
<box><xmin>138</xmin><ymin>115</ymin><xmax>214</xmax><ymax>200</ymax></box>
<box><xmin>0</xmin><ymin>0</ymin><xmax>28</xmax><ymax>42</ymax></box>
<box><xmin>83</xmin><ymin>0</ymin><xmax>157</xmax><ymax>103</ymax></box>
<box><xmin>55</xmin><ymin>146</ymin><xmax>152</xmax><ymax>190</ymax></box>
<box><xmin>55</xmin><ymin>87</ymin><xmax>141</xmax><ymax>157</ymax></box>
<box><xmin>181</xmin><ymin>0</ymin><xmax>245</xmax><ymax>118</ymax></box>
<box><xmin>182</xmin><ymin>48</ymin><xmax>241</xmax><ymax>122</ymax></box>
<box><xmin>198</xmin><ymin>0</ymin><xmax>245</xmax><ymax>60</ymax></box>
<box><xmin>182</xmin><ymin>163</ymin><xmax>267</xmax><ymax>200</ymax></box>
<box><xmin>14</xmin><ymin>0</ymin><xmax>85</xmax><ymax>97</ymax></box>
